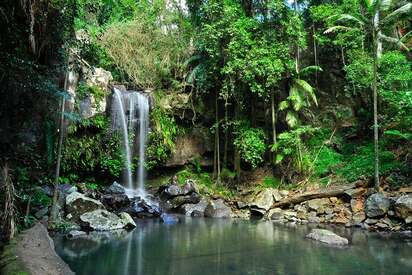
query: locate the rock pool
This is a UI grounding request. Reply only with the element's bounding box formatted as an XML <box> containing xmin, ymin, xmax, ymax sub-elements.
<box><xmin>54</xmin><ymin>218</ymin><xmax>412</xmax><ymax>275</ymax></box>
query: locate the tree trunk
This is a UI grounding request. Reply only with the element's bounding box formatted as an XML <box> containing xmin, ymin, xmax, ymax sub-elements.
<box><xmin>49</xmin><ymin>70</ymin><xmax>68</xmax><ymax>228</ymax></box>
<box><xmin>214</xmin><ymin>90</ymin><xmax>221</xmax><ymax>184</ymax></box>
<box><xmin>223</xmin><ymin>98</ymin><xmax>228</xmax><ymax>168</ymax></box>
<box><xmin>234</xmin><ymin>104</ymin><xmax>241</xmax><ymax>183</ymax></box>
<box><xmin>372</xmin><ymin>18</ymin><xmax>380</xmax><ymax>191</ymax></box>
<box><xmin>271</xmin><ymin>183</ymin><xmax>358</xmax><ymax>209</ymax></box>
<box><xmin>271</xmin><ymin>90</ymin><xmax>277</xmax><ymax>164</ymax></box>
<box><xmin>2</xmin><ymin>161</ymin><xmax>16</xmax><ymax>241</ymax></box>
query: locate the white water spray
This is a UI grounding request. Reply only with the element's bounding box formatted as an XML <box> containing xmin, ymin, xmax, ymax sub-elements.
<box><xmin>112</xmin><ymin>88</ymin><xmax>133</xmax><ymax>189</ymax></box>
<box><xmin>112</xmin><ymin>88</ymin><xmax>150</xmax><ymax>197</ymax></box>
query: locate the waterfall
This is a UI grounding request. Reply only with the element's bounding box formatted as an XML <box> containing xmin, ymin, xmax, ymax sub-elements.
<box><xmin>112</xmin><ymin>88</ymin><xmax>133</xmax><ymax>189</ymax></box>
<box><xmin>111</xmin><ymin>87</ymin><xmax>149</xmax><ymax>196</ymax></box>
<box><xmin>136</xmin><ymin>93</ymin><xmax>149</xmax><ymax>192</ymax></box>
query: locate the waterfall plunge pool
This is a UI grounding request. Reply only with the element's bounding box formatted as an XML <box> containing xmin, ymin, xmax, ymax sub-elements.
<box><xmin>54</xmin><ymin>218</ymin><xmax>412</xmax><ymax>275</ymax></box>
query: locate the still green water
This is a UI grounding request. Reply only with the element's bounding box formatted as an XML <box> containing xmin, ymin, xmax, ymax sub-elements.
<box><xmin>54</xmin><ymin>218</ymin><xmax>412</xmax><ymax>275</ymax></box>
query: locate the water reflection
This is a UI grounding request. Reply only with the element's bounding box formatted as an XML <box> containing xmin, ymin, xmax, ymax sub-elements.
<box><xmin>54</xmin><ymin>218</ymin><xmax>412</xmax><ymax>275</ymax></box>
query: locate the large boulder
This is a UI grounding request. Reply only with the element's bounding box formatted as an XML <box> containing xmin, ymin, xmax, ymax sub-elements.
<box><xmin>160</xmin><ymin>180</ymin><xmax>197</xmax><ymax>200</ymax></box>
<box><xmin>204</xmin><ymin>199</ymin><xmax>232</xmax><ymax>218</ymax></box>
<box><xmin>394</xmin><ymin>195</ymin><xmax>412</xmax><ymax>222</ymax></box>
<box><xmin>105</xmin><ymin>182</ymin><xmax>126</xmax><ymax>194</ymax></box>
<box><xmin>80</xmin><ymin>209</ymin><xmax>135</xmax><ymax>231</ymax></box>
<box><xmin>123</xmin><ymin>198</ymin><xmax>161</xmax><ymax>218</ymax></box>
<box><xmin>249</xmin><ymin>188</ymin><xmax>283</xmax><ymax>216</ymax></box>
<box><xmin>101</xmin><ymin>193</ymin><xmax>130</xmax><ymax>211</ymax></box>
<box><xmin>119</xmin><ymin>212</ymin><xmax>137</xmax><ymax>229</ymax></box>
<box><xmin>180</xmin><ymin>198</ymin><xmax>209</xmax><ymax>216</ymax></box>
<box><xmin>169</xmin><ymin>193</ymin><xmax>201</xmax><ymax>209</ymax></box>
<box><xmin>66</xmin><ymin>192</ymin><xmax>104</xmax><ymax>221</ymax></box>
<box><xmin>306</xmin><ymin>229</ymin><xmax>349</xmax><ymax>246</ymax></box>
<box><xmin>307</xmin><ymin>198</ymin><xmax>330</xmax><ymax>212</ymax></box>
<box><xmin>365</xmin><ymin>193</ymin><xmax>390</xmax><ymax>218</ymax></box>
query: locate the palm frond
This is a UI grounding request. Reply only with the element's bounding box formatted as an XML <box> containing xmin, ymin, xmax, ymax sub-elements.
<box><xmin>286</xmin><ymin>112</ymin><xmax>299</xmax><ymax>128</ymax></box>
<box><xmin>379</xmin><ymin>0</ymin><xmax>392</xmax><ymax>11</ymax></box>
<box><xmin>381</xmin><ymin>3</ymin><xmax>412</xmax><ymax>26</ymax></box>
<box><xmin>379</xmin><ymin>33</ymin><xmax>410</xmax><ymax>51</ymax></box>
<box><xmin>278</xmin><ymin>100</ymin><xmax>289</xmax><ymax>111</ymax></box>
<box><xmin>361</xmin><ymin>0</ymin><xmax>373</xmax><ymax>10</ymax></box>
<box><xmin>324</xmin><ymin>26</ymin><xmax>357</xmax><ymax>34</ymax></box>
<box><xmin>300</xmin><ymin>65</ymin><xmax>323</xmax><ymax>77</ymax></box>
<box><xmin>183</xmin><ymin>54</ymin><xmax>203</xmax><ymax>67</ymax></box>
<box><xmin>335</xmin><ymin>14</ymin><xmax>367</xmax><ymax>26</ymax></box>
<box><xmin>187</xmin><ymin>63</ymin><xmax>207</xmax><ymax>84</ymax></box>
<box><xmin>294</xmin><ymin>79</ymin><xmax>318</xmax><ymax>106</ymax></box>
<box><xmin>289</xmin><ymin>85</ymin><xmax>305</xmax><ymax>111</ymax></box>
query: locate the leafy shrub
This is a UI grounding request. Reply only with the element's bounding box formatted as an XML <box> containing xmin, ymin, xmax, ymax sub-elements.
<box><xmin>76</xmin><ymin>82</ymin><xmax>107</xmax><ymax>106</ymax></box>
<box><xmin>233</xmin><ymin>122</ymin><xmax>266</xmax><ymax>168</ymax></box>
<box><xmin>337</xmin><ymin>143</ymin><xmax>402</xmax><ymax>182</ymax></box>
<box><xmin>273</xmin><ymin>126</ymin><xmax>318</xmax><ymax>175</ymax></box>
<box><xmin>146</xmin><ymin>106</ymin><xmax>183</xmax><ymax>169</ymax></box>
<box><xmin>100</xmin><ymin>3</ymin><xmax>191</xmax><ymax>90</ymax></box>
<box><xmin>62</xmin><ymin>115</ymin><xmax>124</xmax><ymax>182</ymax></box>
<box><xmin>262</xmin><ymin>177</ymin><xmax>281</xmax><ymax>188</ymax></box>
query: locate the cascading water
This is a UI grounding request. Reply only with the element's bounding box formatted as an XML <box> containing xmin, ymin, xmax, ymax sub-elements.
<box><xmin>136</xmin><ymin>94</ymin><xmax>149</xmax><ymax>192</ymax></box>
<box><xmin>111</xmin><ymin>87</ymin><xmax>150</xmax><ymax>197</ymax></box>
<box><xmin>112</xmin><ymin>88</ymin><xmax>133</xmax><ymax>189</ymax></box>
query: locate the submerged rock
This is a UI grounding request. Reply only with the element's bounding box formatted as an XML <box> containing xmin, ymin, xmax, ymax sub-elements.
<box><xmin>67</xmin><ymin>230</ymin><xmax>87</xmax><ymax>238</ymax></box>
<box><xmin>306</xmin><ymin>229</ymin><xmax>349</xmax><ymax>246</ymax></box>
<box><xmin>66</xmin><ymin>192</ymin><xmax>104</xmax><ymax>221</ymax></box>
<box><xmin>204</xmin><ymin>199</ymin><xmax>232</xmax><ymax>218</ymax></box>
<box><xmin>80</xmin><ymin>209</ymin><xmax>133</xmax><ymax>231</ymax></box>
<box><xmin>365</xmin><ymin>193</ymin><xmax>390</xmax><ymax>218</ymax></box>
<box><xmin>161</xmin><ymin>213</ymin><xmax>179</xmax><ymax>224</ymax></box>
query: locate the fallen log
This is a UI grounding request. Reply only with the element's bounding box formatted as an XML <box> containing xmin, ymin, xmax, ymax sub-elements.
<box><xmin>271</xmin><ymin>183</ymin><xmax>358</xmax><ymax>209</ymax></box>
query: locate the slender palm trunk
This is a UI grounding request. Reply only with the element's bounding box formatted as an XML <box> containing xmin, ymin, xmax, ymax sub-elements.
<box><xmin>49</xmin><ymin>72</ymin><xmax>68</xmax><ymax>227</ymax></box>
<box><xmin>214</xmin><ymin>90</ymin><xmax>221</xmax><ymax>184</ymax></box>
<box><xmin>271</xmin><ymin>90</ymin><xmax>277</xmax><ymax>162</ymax></box>
<box><xmin>223</xmin><ymin>99</ymin><xmax>228</xmax><ymax>168</ymax></box>
<box><xmin>372</xmin><ymin>17</ymin><xmax>380</xmax><ymax>191</ymax></box>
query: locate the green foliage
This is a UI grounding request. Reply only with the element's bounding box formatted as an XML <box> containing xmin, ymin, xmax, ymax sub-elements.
<box><xmin>176</xmin><ymin>167</ymin><xmax>233</xmax><ymax>198</ymax></box>
<box><xmin>74</xmin><ymin>0</ymin><xmax>138</xmax><ymax>32</ymax></box>
<box><xmin>379</xmin><ymin>51</ymin><xmax>412</xmax><ymax>90</ymax></box>
<box><xmin>62</xmin><ymin>115</ymin><xmax>124</xmax><ymax>182</ymax></box>
<box><xmin>344</xmin><ymin>50</ymin><xmax>373</xmax><ymax>92</ymax></box>
<box><xmin>273</xmin><ymin>126</ymin><xmax>318</xmax><ymax>176</ymax></box>
<box><xmin>337</xmin><ymin>143</ymin><xmax>402</xmax><ymax>182</ymax></box>
<box><xmin>75</xmin><ymin>82</ymin><xmax>107</xmax><ymax>106</ymax></box>
<box><xmin>146</xmin><ymin>106</ymin><xmax>183</xmax><ymax>169</ymax></box>
<box><xmin>262</xmin><ymin>177</ymin><xmax>281</xmax><ymax>189</ymax></box>
<box><xmin>233</xmin><ymin>122</ymin><xmax>266</xmax><ymax>168</ymax></box>
<box><xmin>279</xmin><ymin>66</ymin><xmax>320</xmax><ymax>128</ymax></box>
<box><xmin>100</xmin><ymin>0</ymin><xmax>191</xmax><ymax>89</ymax></box>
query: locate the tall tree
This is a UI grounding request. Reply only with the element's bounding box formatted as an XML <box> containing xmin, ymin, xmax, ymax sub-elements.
<box><xmin>326</xmin><ymin>0</ymin><xmax>411</xmax><ymax>190</ymax></box>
